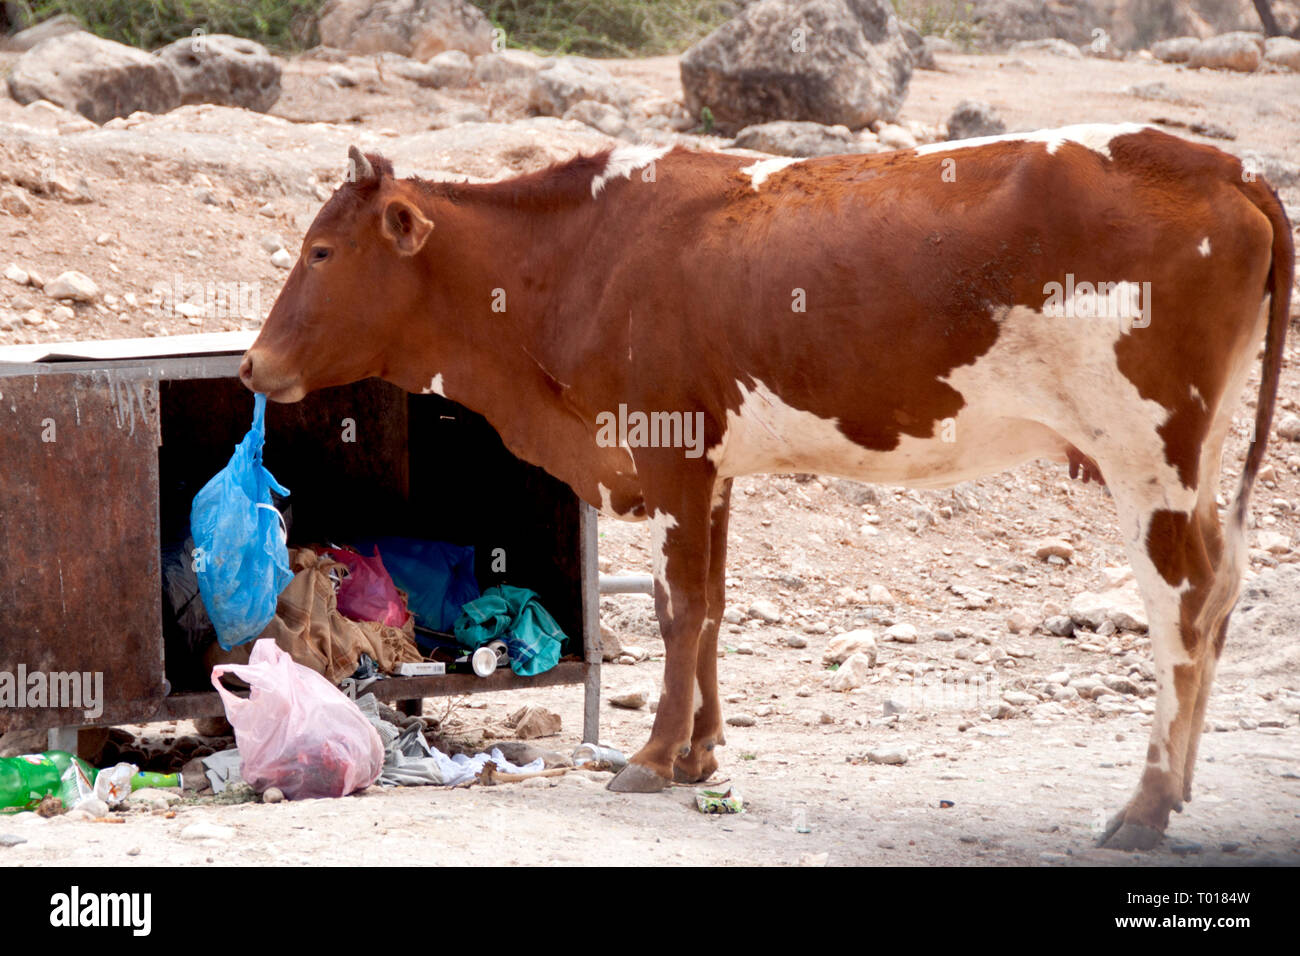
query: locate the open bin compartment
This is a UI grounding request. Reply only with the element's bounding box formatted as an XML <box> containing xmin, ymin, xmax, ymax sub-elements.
<box><xmin>0</xmin><ymin>334</ymin><xmax>600</xmax><ymax>744</ymax></box>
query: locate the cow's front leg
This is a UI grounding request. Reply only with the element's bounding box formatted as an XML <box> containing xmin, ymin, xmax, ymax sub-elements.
<box><xmin>609</xmin><ymin>480</ymin><xmax>714</xmax><ymax>793</ymax></box>
<box><xmin>673</xmin><ymin>478</ymin><xmax>731</xmax><ymax>784</ymax></box>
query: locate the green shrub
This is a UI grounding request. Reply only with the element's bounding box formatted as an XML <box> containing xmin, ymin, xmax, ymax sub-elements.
<box><xmin>470</xmin><ymin>0</ymin><xmax>735</xmax><ymax>57</ymax></box>
<box><xmin>11</xmin><ymin>0</ymin><xmax>328</xmax><ymax>51</ymax></box>
<box><xmin>10</xmin><ymin>0</ymin><xmax>736</xmax><ymax>56</ymax></box>
<box><xmin>890</xmin><ymin>0</ymin><xmax>976</xmax><ymax>46</ymax></box>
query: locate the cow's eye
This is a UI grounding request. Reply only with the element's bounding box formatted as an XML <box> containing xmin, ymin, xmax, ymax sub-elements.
<box><xmin>310</xmin><ymin>246</ymin><xmax>331</xmax><ymax>263</ymax></box>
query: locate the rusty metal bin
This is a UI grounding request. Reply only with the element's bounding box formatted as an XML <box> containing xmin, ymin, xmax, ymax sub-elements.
<box><xmin>0</xmin><ymin>333</ymin><xmax>600</xmax><ymax>751</ymax></box>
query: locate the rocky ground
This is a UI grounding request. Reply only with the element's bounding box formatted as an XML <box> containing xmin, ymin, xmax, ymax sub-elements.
<box><xmin>1</xmin><ymin>44</ymin><xmax>1298</xmax><ymax>866</ymax></box>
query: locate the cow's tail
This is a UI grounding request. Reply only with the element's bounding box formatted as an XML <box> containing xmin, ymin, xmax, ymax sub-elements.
<box><xmin>1233</xmin><ymin>179</ymin><xmax>1293</xmax><ymax>526</ymax></box>
<box><xmin>1216</xmin><ymin>176</ymin><xmax>1294</xmax><ymax>629</ymax></box>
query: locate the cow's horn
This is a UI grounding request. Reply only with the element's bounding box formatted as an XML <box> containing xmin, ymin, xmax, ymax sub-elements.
<box><xmin>348</xmin><ymin>145</ymin><xmax>374</xmax><ymax>183</ymax></box>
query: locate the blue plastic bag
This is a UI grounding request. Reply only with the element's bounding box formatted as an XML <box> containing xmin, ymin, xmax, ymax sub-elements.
<box><xmin>192</xmin><ymin>393</ymin><xmax>292</xmax><ymax>650</ymax></box>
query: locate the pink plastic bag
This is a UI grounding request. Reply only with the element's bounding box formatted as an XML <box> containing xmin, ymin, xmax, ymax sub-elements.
<box><xmin>326</xmin><ymin>547</ymin><xmax>410</xmax><ymax>628</ymax></box>
<box><xmin>211</xmin><ymin>639</ymin><xmax>383</xmax><ymax>799</ymax></box>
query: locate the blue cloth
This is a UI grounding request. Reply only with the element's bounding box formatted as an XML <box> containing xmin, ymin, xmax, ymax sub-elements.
<box><xmin>453</xmin><ymin>585</ymin><xmax>566</xmax><ymax>677</ymax></box>
<box><xmin>353</xmin><ymin>537</ymin><xmax>479</xmax><ymax>639</ymax></box>
<box><xmin>191</xmin><ymin>393</ymin><xmax>292</xmax><ymax>650</ymax></box>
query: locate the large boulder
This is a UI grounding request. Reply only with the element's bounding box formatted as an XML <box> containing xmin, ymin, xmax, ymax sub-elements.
<box><xmin>155</xmin><ymin>34</ymin><xmax>282</xmax><ymax>112</ymax></box>
<box><xmin>7</xmin><ymin>31</ymin><xmax>182</xmax><ymax>124</ymax></box>
<box><xmin>679</xmin><ymin>0</ymin><xmax>914</xmax><ymax>133</ymax></box>
<box><xmin>317</xmin><ymin>0</ymin><xmax>495</xmax><ymax>60</ymax></box>
<box><xmin>1187</xmin><ymin>31</ymin><xmax>1265</xmax><ymax>71</ymax></box>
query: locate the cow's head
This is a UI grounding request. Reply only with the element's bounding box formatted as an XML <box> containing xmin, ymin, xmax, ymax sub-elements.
<box><xmin>239</xmin><ymin>147</ymin><xmax>435</xmax><ymax>402</ymax></box>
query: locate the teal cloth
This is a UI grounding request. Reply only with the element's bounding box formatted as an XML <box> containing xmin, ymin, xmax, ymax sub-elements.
<box><xmin>453</xmin><ymin>585</ymin><xmax>566</xmax><ymax>677</ymax></box>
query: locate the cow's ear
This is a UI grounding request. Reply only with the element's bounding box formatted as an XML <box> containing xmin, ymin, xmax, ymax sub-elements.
<box><xmin>381</xmin><ymin>197</ymin><xmax>433</xmax><ymax>256</ymax></box>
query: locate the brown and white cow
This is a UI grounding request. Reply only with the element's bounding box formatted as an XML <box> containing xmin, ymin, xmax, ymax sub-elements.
<box><xmin>241</xmin><ymin>126</ymin><xmax>1293</xmax><ymax>850</ymax></box>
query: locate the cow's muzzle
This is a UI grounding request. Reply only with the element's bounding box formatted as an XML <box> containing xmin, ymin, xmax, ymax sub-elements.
<box><xmin>239</xmin><ymin>349</ymin><xmax>306</xmax><ymax>403</ymax></box>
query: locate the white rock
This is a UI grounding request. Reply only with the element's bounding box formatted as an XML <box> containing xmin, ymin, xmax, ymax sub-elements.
<box><xmin>563</xmin><ymin>99</ymin><xmax>626</xmax><ymax>137</ymax></box>
<box><xmin>1188</xmin><ymin>32</ymin><xmax>1264</xmax><ymax>73</ymax></box>
<box><xmin>1069</xmin><ymin>584</ymin><xmax>1148</xmax><ymax>632</ymax></box>
<box><xmin>72</xmin><ymin>797</ymin><xmax>110</xmax><ymax>818</ymax></box>
<box><xmin>1257</xmin><ymin>530</ymin><xmax>1291</xmax><ymax>554</ymax></box>
<box><xmin>3</xmin><ymin>264</ymin><xmax>29</xmax><ymax>285</ymax></box>
<box><xmin>883</xmin><ymin>622</ymin><xmax>917</xmax><ymax>644</ymax></box>
<box><xmin>270</xmin><ymin>248</ymin><xmax>293</xmax><ymax>269</ymax></box>
<box><xmin>822</xmin><ymin>629</ymin><xmax>877</xmax><ymax>666</ymax></box>
<box><xmin>1152</xmin><ymin>36</ymin><xmax>1199</xmax><ymax>63</ymax></box>
<box><xmin>1033</xmin><ymin>538</ymin><xmax>1073</xmax><ymax>561</ymax></box>
<box><xmin>866</xmin><ymin>747</ymin><xmax>908</xmax><ymax>765</ymax></box>
<box><xmin>1265</xmin><ymin>36</ymin><xmax>1300</xmax><ymax>72</ymax></box>
<box><xmin>829</xmin><ymin>652</ymin><xmax>875</xmax><ymax>691</ymax></box>
<box><xmin>44</xmin><ymin>270</ymin><xmax>97</xmax><ymax>302</ymax></box>
<box><xmin>875</xmin><ymin>122</ymin><xmax>917</xmax><ymax>150</ymax></box>
<box><xmin>473</xmin><ymin>49</ymin><xmax>549</xmax><ymax>84</ymax></box>
<box><xmin>868</xmin><ymin>583</ymin><xmax>894</xmax><ymax>604</ymax></box>
<box><xmin>747</xmin><ymin>600</ymin><xmax>781</xmax><ymax>623</ymax></box>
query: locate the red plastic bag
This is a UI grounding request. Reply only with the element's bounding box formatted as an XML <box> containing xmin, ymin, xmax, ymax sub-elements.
<box><xmin>211</xmin><ymin>639</ymin><xmax>383</xmax><ymax>799</ymax></box>
<box><xmin>326</xmin><ymin>547</ymin><xmax>409</xmax><ymax>628</ymax></box>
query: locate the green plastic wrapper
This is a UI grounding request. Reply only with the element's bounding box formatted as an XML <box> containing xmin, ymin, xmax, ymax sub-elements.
<box><xmin>695</xmin><ymin>786</ymin><xmax>743</xmax><ymax>814</ymax></box>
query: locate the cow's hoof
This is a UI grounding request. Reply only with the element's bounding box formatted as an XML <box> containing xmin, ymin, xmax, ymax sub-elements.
<box><xmin>607</xmin><ymin>762</ymin><xmax>671</xmax><ymax>793</ymax></box>
<box><xmin>1096</xmin><ymin>816</ymin><xmax>1163</xmax><ymax>851</ymax></box>
<box><xmin>673</xmin><ymin>749</ymin><xmax>719</xmax><ymax>784</ymax></box>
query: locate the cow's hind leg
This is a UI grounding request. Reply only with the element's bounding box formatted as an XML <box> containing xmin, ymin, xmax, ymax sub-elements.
<box><xmin>608</xmin><ymin>469</ymin><xmax>716</xmax><ymax>793</ymax></box>
<box><xmin>1096</xmin><ymin>476</ymin><xmax>1221</xmax><ymax>850</ymax></box>
<box><xmin>673</xmin><ymin>478</ymin><xmax>731</xmax><ymax>784</ymax></box>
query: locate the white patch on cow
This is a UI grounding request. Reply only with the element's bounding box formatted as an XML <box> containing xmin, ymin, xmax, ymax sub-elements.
<box><xmin>914</xmin><ymin>122</ymin><xmax>1150</xmax><ymax>161</ymax></box>
<box><xmin>740</xmin><ymin>156</ymin><xmax>802</xmax><ymax>190</ymax></box>
<box><xmin>597</xmin><ymin>483</ymin><xmax>617</xmax><ymax>516</ymax></box>
<box><xmin>591</xmin><ymin>144</ymin><xmax>671</xmax><ymax>199</ymax></box>
<box><xmin>420</xmin><ymin>373</ymin><xmax>445</xmax><ymax>396</ymax></box>
<box><xmin>693</xmin><ymin>676</ymin><xmax>704</xmax><ymax>715</ymax></box>
<box><xmin>1189</xmin><ymin>384</ymin><xmax>1206</xmax><ymax>409</ymax></box>
<box><xmin>596</xmin><ymin>482</ymin><xmax>645</xmax><ymax>521</ymax></box>
<box><xmin>708</xmin><ymin>297</ymin><xmax>1178</xmax><ymax>495</ymax></box>
<box><xmin>1198</xmin><ymin>236</ymin><xmax>1211</xmax><ymax>257</ymax></box>
<box><xmin>1124</xmin><ymin>507</ymin><xmax>1196</xmax><ymax>777</ymax></box>
<box><xmin>647</xmin><ymin>510</ymin><xmax>680</xmax><ymax>620</ymax></box>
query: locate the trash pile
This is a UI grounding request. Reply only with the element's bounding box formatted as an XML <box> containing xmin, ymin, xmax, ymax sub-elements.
<box><xmin>164</xmin><ymin>394</ymin><xmax>573</xmax><ymax>690</ymax></box>
<box><xmin>135</xmin><ymin>394</ymin><xmax>617</xmax><ymax>806</ymax></box>
<box><xmin>190</xmin><ymin>639</ymin><xmax>626</xmax><ymax>801</ymax></box>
